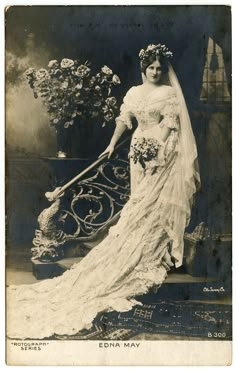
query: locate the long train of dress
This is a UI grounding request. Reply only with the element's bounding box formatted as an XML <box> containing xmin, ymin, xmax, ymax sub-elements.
<box><xmin>7</xmin><ymin>147</ymin><xmax>179</xmax><ymax>339</ymax></box>
<box><xmin>7</xmin><ymin>85</ymin><xmax>197</xmax><ymax>339</ymax></box>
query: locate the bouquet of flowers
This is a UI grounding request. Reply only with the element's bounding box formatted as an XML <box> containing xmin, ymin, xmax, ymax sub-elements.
<box><xmin>24</xmin><ymin>58</ymin><xmax>121</xmax><ymax>129</ymax></box>
<box><xmin>129</xmin><ymin>137</ymin><xmax>161</xmax><ymax>169</ymax></box>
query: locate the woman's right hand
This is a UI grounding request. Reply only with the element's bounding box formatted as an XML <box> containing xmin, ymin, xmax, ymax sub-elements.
<box><xmin>98</xmin><ymin>144</ymin><xmax>115</xmax><ymax>159</ymax></box>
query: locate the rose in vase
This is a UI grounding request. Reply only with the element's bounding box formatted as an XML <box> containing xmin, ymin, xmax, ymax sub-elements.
<box><xmin>25</xmin><ymin>58</ymin><xmax>121</xmax><ymax>156</ymax></box>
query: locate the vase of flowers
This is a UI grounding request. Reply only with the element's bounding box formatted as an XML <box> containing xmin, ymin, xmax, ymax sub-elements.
<box><xmin>25</xmin><ymin>58</ymin><xmax>121</xmax><ymax>157</ymax></box>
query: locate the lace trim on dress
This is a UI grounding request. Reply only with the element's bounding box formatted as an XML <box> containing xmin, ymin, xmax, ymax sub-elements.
<box><xmin>159</xmin><ymin>94</ymin><xmax>180</xmax><ymax>130</ymax></box>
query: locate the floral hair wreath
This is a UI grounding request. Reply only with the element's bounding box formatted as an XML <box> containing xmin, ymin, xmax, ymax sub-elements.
<box><xmin>139</xmin><ymin>44</ymin><xmax>173</xmax><ymax>61</ymax></box>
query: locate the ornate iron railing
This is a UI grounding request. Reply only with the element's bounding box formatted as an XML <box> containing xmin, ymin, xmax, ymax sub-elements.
<box><xmin>32</xmin><ymin>137</ymin><xmax>131</xmax><ymax>262</ymax></box>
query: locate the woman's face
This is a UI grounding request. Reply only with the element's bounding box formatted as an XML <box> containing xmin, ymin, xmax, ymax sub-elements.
<box><xmin>145</xmin><ymin>59</ymin><xmax>163</xmax><ymax>84</ymax></box>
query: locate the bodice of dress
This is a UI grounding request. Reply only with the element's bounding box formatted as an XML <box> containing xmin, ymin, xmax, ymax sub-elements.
<box><xmin>116</xmin><ymin>85</ymin><xmax>180</xmax><ymax>168</ymax></box>
<box><xmin>115</xmin><ymin>85</ymin><xmax>180</xmax><ymax>133</ymax></box>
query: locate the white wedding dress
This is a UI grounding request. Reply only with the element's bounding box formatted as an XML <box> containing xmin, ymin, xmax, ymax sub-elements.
<box><xmin>7</xmin><ymin>84</ymin><xmax>199</xmax><ymax>339</ymax></box>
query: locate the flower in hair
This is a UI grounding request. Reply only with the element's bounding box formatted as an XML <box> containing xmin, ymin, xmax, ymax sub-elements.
<box><xmin>139</xmin><ymin>44</ymin><xmax>173</xmax><ymax>61</ymax></box>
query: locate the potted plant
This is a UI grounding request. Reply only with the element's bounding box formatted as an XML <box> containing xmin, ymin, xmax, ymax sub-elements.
<box><xmin>25</xmin><ymin>58</ymin><xmax>121</xmax><ymax>157</ymax></box>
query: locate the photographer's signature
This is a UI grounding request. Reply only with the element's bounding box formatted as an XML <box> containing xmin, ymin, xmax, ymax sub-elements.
<box><xmin>203</xmin><ymin>286</ymin><xmax>225</xmax><ymax>293</ymax></box>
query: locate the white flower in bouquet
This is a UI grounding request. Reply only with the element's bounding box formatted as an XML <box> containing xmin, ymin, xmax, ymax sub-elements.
<box><xmin>64</xmin><ymin>120</ymin><xmax>74</xmax><ymax>128</ymax></box>
<box><xmin>48</xmin><ymin>60</ymin><xmax>58</xmax><ymax>68</ymax></box>
<box><xmin>101</xmin><ymin>65</ymin><xmax>113</xmax><ymax>75</ymax></box>
<box><xmin>104</xmin><ymin>111</ymin><xmax>114</xmax><ymax>122</ymax></box>
<box><xmin>24</xmin><ymin>67</ymin><xmax>36</xmax><ymax>80</ymax></box>
<box><xmin>105</xmin><ymin>97</ymin><xmax>117</xmax><ymax>107</ymax></box>
<box><xmin>61</xmin><ymin>80</ymin><xmax>69</xmax><ymax>89</ymax></box>
<box><xmin>75</xmin><ymin>82</ymin><xmax>83</xmax><ymax>90</ymax></box>
<box><xmin>36</xmin><ymin>68</ymin><xmax>49</xmax><ymax>81</ymax></box>
<box><xmin>60</xmin><ymin>58</ymin><xmax>74</xmax><ymax>69</ymax></box>
<box><xmin>74</xmin><ymin>65</ymin><xmax>91</xmax><ymax>78</ymax></box>
<box><xmin>147</xmin><ymin>44</ymin><xmax>157</xmax><ymax>51</ymax></box>
<box><xmin>138</xmin><ymin>49</ymin><xmax>145</xmax><ymax>59</ymax></box>
<box><xmin>112</xmin><ymin>74</ymin><xmax>121</xmax><ymax>85</ymax></box>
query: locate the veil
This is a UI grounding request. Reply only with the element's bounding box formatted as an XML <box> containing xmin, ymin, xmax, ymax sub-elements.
<box><xmin>167</xmin><ymin>62</ymin><xmax>200</xmax><ymax>184</ymax></box>
<box><xmin>142</xmin><ymin>62</ymin><xmax>200</xmax><ymax>195</ymax></box>
<box><xmin>142</xmin><ymin>62</ymin><xmax>201</xmax><ymax>266</ymax></box>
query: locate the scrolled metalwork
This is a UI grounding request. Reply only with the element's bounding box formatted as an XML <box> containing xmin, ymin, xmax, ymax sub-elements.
<box><xmin>32</xmin><ymin>149</ymin><xmax>131</xmax><ymax>262</ymax></box>
<box><xmin>68</xmin><ymin>159</ymin><xmax>130</xmax><ymax>235</ymax></box>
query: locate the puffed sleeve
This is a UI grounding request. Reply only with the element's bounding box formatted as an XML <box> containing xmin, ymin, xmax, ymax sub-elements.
<box><xmin>160</xmin><ymin>88</ymin><xmax>180</xmax><ymax>130</ymax></box>
<box><xmin>115</xmin><ymin>87</ymin><xmax>136</xmax><ymax>129</ymax></box>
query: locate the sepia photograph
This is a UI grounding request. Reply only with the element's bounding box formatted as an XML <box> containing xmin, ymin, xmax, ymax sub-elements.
<box><xmin>5</xmin><ymin>4</ymin><xmax>232</xmax><ymax>366</ymax></box>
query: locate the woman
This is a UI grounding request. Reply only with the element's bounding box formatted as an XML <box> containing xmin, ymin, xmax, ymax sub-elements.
<box><xmin>7</xmin><ymin>44</ymin><xmax>200</xmax><ymax>339</ymax></box>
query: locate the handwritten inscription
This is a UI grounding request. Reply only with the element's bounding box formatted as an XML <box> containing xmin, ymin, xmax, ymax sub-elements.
<box><xmin>99</xmin><ymin>342</ymin><xmax>140</xmax><ymax>348</ymax></box>
<box><xmin>59</xmin><ymin>23</ymin><xmax>161</xmax><ymax>29</ymax></box>
<box><xmin>203</xmin><ymin>286</ymin><xmax>225</xmax><ymax>293</ymax></box>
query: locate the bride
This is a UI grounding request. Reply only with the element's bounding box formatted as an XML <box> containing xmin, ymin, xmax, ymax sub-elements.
<box><xmin>7</xmin><ymin>44</ymin><xmax>200</xmax><ymax>339</ymax></box>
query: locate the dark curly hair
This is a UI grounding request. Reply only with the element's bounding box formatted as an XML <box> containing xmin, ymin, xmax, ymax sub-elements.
<box><xmin>140</xmin><ymin>54</ymin><xmax>169</xmax><ymax>76</ymax></box>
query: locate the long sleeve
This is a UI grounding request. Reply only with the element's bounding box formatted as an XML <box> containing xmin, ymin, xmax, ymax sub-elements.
<box><xmin>115</xmin><ymin>87</ymin><xmax>136</xmax><ymax>130</ymax></box>
<box><xmin>160</xmin><ymin>89</ymin><xmax>180</xmax><ymax>131</ymax></box>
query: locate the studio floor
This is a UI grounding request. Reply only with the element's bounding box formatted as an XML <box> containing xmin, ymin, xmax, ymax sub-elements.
<box><xmin>6</xmin><ymin>246</ymin><xmax>232</xmax><ymax>341</ymax></box>
<box><xmin>6</xmin><ymin>245</ymin><xmax>232</xmax><ymax>302</ymax></box>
